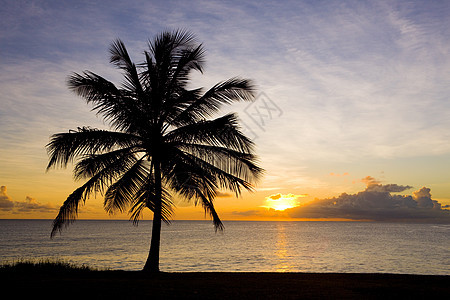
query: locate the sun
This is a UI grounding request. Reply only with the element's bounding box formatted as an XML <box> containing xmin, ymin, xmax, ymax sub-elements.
<box><xmin>262</xmin><ymin>193</ymin><xmax>305</xmax><ymax>211</ymax></box>
<box><xmin>270</xmin><ymin>200</ymin><xmax>296</xmax><ymax>211</ymax></box>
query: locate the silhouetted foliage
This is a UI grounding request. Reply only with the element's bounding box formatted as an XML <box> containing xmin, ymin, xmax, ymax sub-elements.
<box><xmin>46</xmin><ymin>29</ymin><xmax>263</xmax><ymax>272</ymax></box>
<box><xmin>0</xmin><ymin>259</ymin><xmax>97</xmax><ymax>272</ymax></box>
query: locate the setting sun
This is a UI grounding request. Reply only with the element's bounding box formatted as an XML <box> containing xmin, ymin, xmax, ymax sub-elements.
<box><xmin>262</xmin><ymin>193</ymin><xmax>306</xmax><ymax>211</ymax></box>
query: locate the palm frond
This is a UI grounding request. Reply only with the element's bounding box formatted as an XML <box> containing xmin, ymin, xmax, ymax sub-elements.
<box><xmin>67</xmin><ymin>72</ymin><xmax>147</xmax><ymax>132</ymax></box>
<box><xmin>67</xmin><ymin>71</ymin><xmax>119</xmax><ymax>103</ymax></box>
<box><xmin>46</xmin><ymin>127</ymin><xmax>140</xmax><ymax>170</ymax></box>
<box><xmin>167</xmin><ymin>147</ymin><xmax>255</xmax><ymax>198</ymax></box>
<box><xmin>104</xmin><ymin>158</ymin><xmax>148</xmax><ymax>214</ymax></box>
<box><xmin>139</xmin><ymin>29</ymin><xmax>204</xmax><ymax>123</ymax></box>
<box><xmin>169</xmin><ymin>44</ymin><xmax>205</xmax><ymax>86</ymax></box>
<box><xmin>149</xmin><ymin>29</ymin><xmax>197</xmax><ymax>63</ymax></box>
<box><xmin>129</xmin><ymin>180</ymin><xmax>174</xmax><ymax>225</ymax></box>
<box><xmin>165</xmin><ymin>113</ymin><xmax>255</xmax><ymax>153</ymax></box>
<box><xmin>198</xmin><ymin>192</ymin><xmax>224</xmax><ymax>231</ymax></box>
<box><xmin>109</xmin><ymin>39</ymin><xmax>143</xmax><ymax>95</ymax></box>
<box><xmin>169</xmin><ymin>77</ymin><xmax>255</xmax><ymax>126</ymax></box>
<box><xmin>162</xmin><ymin>153</ymin><xmax>223</xmax><ymax>230</ymax></box>
<box><xmin>50</xmin><ymin>168</ymin><xmax>110</xmax><ymax>238</ymax></box>
<box><xmin>50</xmin><ymin>187</ymin><xmax>85</xmax><ymax>238</ymax></box>
<box><xmin>159</xmin><ymin>88</ymin><xmax>203</xmax><ymax>130</ymax></box>
<box><xmin>177</xmin><ymin>143</ymin><xmax>264</xmax><ymax>183</ymax></box>
<box><xmin>46</xmin><ymin>127</ymin><xmax>139</xmax><ymax>170</ymax></box>
<box><xmin>73</xmin><ymin>147</ymin><xmax>139</xmax><ymax>181</ymax></box>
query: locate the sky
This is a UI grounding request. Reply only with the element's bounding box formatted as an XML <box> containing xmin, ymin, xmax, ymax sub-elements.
<box><xmin>1</xmin><ymin>0</ymin><xmax>449</xmax><ymax>223</ymax></box>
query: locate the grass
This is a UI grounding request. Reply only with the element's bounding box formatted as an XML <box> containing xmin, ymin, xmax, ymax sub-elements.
<box><xmin>0</xmin><ymin>258</ymin><xmax>99</xmax><ymax>272</ymax></box>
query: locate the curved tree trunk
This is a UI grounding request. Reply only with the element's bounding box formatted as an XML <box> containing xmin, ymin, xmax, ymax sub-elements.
<box><xmin>143</xmin><ymin>161</ymin><xmax>162</xmax><ymax>273</ymax></box>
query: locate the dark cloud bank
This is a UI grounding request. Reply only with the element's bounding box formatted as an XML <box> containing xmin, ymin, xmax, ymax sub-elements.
<box><xmin>286</xmin><ymin>177</ymin><xmax>450</xmax><ymax>223</ymax></box>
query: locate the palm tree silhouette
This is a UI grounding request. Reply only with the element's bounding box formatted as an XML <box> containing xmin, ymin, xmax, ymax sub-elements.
<box><xmin>46</xmin><ymin>30</ymin><xmax>263</xmax><ymax>272</ymax></box>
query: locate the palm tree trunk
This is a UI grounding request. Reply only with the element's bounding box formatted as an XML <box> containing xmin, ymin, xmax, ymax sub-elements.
<box><xmin>143</xmin><ymin>161</ymin><xmax>162</xmax><ymax>273</ymax></box>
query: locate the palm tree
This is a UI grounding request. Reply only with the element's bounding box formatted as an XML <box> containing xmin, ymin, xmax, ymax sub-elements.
<box><xmin>46</xmin><ymin>30</ymin><xmax>263</xmax><ymax>272</ymax></box>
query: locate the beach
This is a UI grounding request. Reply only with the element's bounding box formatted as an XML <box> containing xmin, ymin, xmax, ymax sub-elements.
<box><xmin>2</xmin><ymin>270</ymin><xmax>448</xmax><ymax>299</ymax></box>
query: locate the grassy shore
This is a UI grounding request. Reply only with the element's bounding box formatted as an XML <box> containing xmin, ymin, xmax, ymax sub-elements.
<box><xmin>1</xmin><ymin>261</ymin><xmax>448</xmax><ymax>299</ymax></box>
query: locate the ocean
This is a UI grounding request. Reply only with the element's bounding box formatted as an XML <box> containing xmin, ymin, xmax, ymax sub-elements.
<box><xmin>0</xmin><ymin>220</ymin><xmax>449</xmax><ymax>274</ymax></box>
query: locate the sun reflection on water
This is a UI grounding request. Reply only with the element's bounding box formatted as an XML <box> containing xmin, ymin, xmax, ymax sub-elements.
<box><xmin>275</xmin><ymin>223</ymin><xmax>295</xmax><ymax>272</ymax></box>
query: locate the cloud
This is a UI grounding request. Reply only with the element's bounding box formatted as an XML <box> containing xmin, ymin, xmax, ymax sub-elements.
<box><xmin>366</xmin><ymin>184</ymin><xmax>413</xmax><ymax>193</ymax></box>
<box><xmin>231</xmin><ymin>210</ymin><xmax>263</xmax><ymax>217</ymax></box>
<box><xmin>0</xmin><ymin>186</ymin><xmax>15</xmax><ymax>211</ymax></box>
<box><xmin>14</xmin><ymin>196</ymin><xmax>57</xmax><ymax>213</ymax></box>
<box><xmin>286</xmin><ymin>177</ymin><xmax>450</xmax><ymax>223</ymax></box>
<box><xmin>361</xmin><ymin>175</ymin><xmax>413</xmax><ymax>193</ymax></box>
<box><xmin>0</xmin><ymin>186</ymin><xmax>57</xmax><ymax>213</ymax></box>
<box><xmin>361</xmin><ymin>176</ymin><xmax>380</xmax><ymax>186</ymax></box>
<box><xmin>413</xmin><ymin>187</ymin><xmax>441</xmax><ymax>209</ymax></box>
<box><xmin>268</xmin><ymin>193</ymin><xmax>282</xmax><ymax>200</ymax></box>
<box><xmin>266</xmin><ymin>193</ymin><xmax>308</xmax><ymax>201</ymax></box>
<box><xmin>216</xmin><ymin>191</ymin><xmax>232</xmax><ymax>198</ymax></box>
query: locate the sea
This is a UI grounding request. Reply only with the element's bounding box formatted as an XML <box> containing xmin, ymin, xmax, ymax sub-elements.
<box><xmin>0</xmin><ymin>220</ymin><xmax>449</xmax><ymax>275</ymax></box>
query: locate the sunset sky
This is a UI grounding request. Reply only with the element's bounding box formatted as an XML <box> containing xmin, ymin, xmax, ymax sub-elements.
<box><xmin>1</xmin><ymin>0</ymin><xmax>449</xmax><ymax>223</ymax></box>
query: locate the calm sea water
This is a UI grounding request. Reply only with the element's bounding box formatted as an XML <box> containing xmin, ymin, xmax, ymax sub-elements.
<box><xmin>0</xmin><ymin>220</ymin><xmax>449</xmax><ymax>274</ymax></box>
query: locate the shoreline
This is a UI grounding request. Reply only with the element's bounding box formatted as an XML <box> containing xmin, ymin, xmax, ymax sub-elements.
<box><xmin>3</xmin><ymin>269</ymin><xmax>449</xmax><ymax>299</ymax></box>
